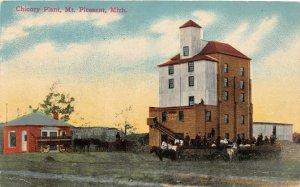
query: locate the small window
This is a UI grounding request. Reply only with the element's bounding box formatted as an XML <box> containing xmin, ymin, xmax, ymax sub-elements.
<box><xmin>225</xmin><ymin>133</ymin><xmax>230</xmax><ymax>139</ymax></box>
<box><xmin>169</xmin><ymin>79</ymin><xmax>174</xmax><ymax>89</ymax></box>
<box><xmin>206</xmin><ymin>111</ymin><xmax>211</xmax><ymax>121</ymax></box>
<box><xmin>224</xmin><ymin>91</ymin><xmax>228</xmax><ymax>101</ymax></box>
<box><xmin>183</xmin><ymin>46</ymin><xmax>189</xmax><ymax>56</ymax></box>
<box><xmin>188</xmin><ymin>76</ymin><xmax>194</xmax><ymax>87</ymax></box>
<box><xmin>240</xmin><ymin>81</ymin><xmax>245</xmax><ymax>90</ymax></box>
<box><xmin>240</xmin><ymin>115</ymin><xmax>245</xmax><ymax>124</ymax></box>
<box><xmin>42</xmin><ymin>131</ymin><xmax>47</xmax><ymax>137</ymax></box>
<box><xmin>168</xmin><ymin>65</ymin><xmax>174</xmax><ymax>75</ymax></box>
<box><xmin>24</xmin><ymin>135</ymin><xmax>27</xmax><ymax>141</ymax></box>
<box><xmin>224</xmin><ymin>78</ymin><xmax>228</xmax><ymax>87</ymax></box>
<box><xmin>188</xmin><ymin>62</ymin><xmax>194</xmax><ymax>72</ymax></box>
<box><xmin>179</xmin><ymin>111</ymin><xmax>184</xmax><ymax>121</ymax></box>
<box><xmin>240</xmin><ymin>67</ymin><xmax>245</xmax><ymax>76</ymax></box>
<box><xmin>162</xmin><ymin>112</ymin><xmax>167</xmax><ymax>122</ymax></box>
<box><xmin>50</xmin><ymin>132</ymin><xmax>57</xmax><ymax>137</ymax></box>
<box><xmin>8</xmin><ymin>131</ymin><xmax>16</xmax><ymax>147</ymax></box>
<box><xmin>224</xmin><ymin>114</ymin><xmax>229</xmax><ymax>124</ymax></box>
<box><xmin>240</xmin><ymin>93</ymin><xmax>245</xmax><ymax>102</ymax></box>
<box><xmin>224</xmin><ymin>63</ymin><xmax>228</xmax><ymax>73</ymax></box>
<box><xmin>189</xmin><ymin>96</ymin><xmax>194</xmax><ymax>106</ymax></box>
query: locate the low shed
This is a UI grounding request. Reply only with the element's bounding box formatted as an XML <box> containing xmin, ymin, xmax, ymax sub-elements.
<box><xmin>253</xmin><ymin>122</ymin><xmax>293</xmax><ymax>141</ymax></box>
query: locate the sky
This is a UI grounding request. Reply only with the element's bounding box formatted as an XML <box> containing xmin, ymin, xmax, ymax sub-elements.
<box><xmin>0</xmin><ymin>1</ymin><xmax>300</xmax><ymax>133</ymax></box>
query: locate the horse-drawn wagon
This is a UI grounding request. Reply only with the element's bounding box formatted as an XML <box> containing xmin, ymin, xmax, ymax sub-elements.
<box><xmin>38</xmin><ymin>136</ymin><xmax>72</xmax><ymax>153</ymax></box>
<box><xmin>151</xmin><ymin>141</ymin><xmax>281</xmax><ymax>161</ymax></box>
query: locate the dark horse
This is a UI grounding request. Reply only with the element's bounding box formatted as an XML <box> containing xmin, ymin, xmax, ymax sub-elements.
<box><xmin>91</xmin><ymin>138</ymin><xmax>110</xmax><ymax>152</ymax></box>
<box><xmin>150</xmin><ymin>146</ymin><xmax>177</xmax><ymax>161</ymax></box>
<box><xmin>73</xmin><ymin>139</ymin><xmax>91</xmax><ymax>152</ymax></box>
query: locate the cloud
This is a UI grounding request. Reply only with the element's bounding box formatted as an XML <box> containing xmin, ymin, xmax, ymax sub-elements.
<box><xmin>192</xmin><ymin>10</ymin><xmax>217</xmax><ymax>27</ymax></box>
<box><xmin>255</xmin><ymin>31</ymin><xmax>300</xmax><ymax>77</ymax></box>
<box><xmin>1</xmin><ymin>12</ymin><xmax>123</xmax><ymax>43</ymax></box>
<box><xmin>223</xmin><ymin>16</ymin><xmax>278</xmax><ymax>56</ymax></box>
<box><xmin>149</xmin><ymin>10</ymin><xmax>218</xmax><ymax>57</ymax></box>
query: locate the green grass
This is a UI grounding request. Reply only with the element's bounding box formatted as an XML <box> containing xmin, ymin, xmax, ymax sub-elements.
<box><xmin>1</xmin><ymin>143</ymin><xmax>300</xmax><ymax>186</ymax></box>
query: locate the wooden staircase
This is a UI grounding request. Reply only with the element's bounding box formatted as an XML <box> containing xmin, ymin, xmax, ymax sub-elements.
<box><xmin>147</xmin><ymin>117</ymin><xmax>176</xmax><ymax>140</ymax></box>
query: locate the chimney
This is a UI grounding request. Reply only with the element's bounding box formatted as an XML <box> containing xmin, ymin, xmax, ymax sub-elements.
<box><xmin>53</xmin><ymin>112</ymin><xmax>59</xmax><ymax>120</ymax></box>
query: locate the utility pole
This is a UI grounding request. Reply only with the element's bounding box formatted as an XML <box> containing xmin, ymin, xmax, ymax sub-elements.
<box><xmin>6</xmin><ymin>103</ymin><xmax>8</xmax><ymax>124</ymax></box>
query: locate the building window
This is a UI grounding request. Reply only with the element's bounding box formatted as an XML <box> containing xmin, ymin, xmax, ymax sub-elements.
<box><xmin>188</xmin><ymin>76</ymin><xmax>194</xmax><ymax>87</ymax></box>
<box><xmin>183</xmin><ymin>46</ymin><xmax>189</xmax><ymax>56</ymax></box>
<box><xmin>189</xmin><ymin>96</ymin><xmax>194</xmax><ymax>106</ymax></box>
<box><xmin>175</xmin><ymin>133</ymin><xmax>184</xmax><ymax>140</ymax></box>
<box><xmin>169</xmin><ymin>79</ymin><xmax>174</xmax><ymax>89</ymax></box>
<box><xmin>224</xmin><ymin>114</ymin><xmax>229</xmax><ymax>124</ymax></box>
<box><xmin>224</xmin><ymin>91</ymin><xmax>228</xmax><ymax>101</ymax></box>
<box><xmin>224</xmin><ymin>63</ymin><xmax>228</xmax><ymax>73</ymax></box>
<box><xmin>50</xmin><ymin>132</ymin><xmax>57</xmax><ymax>137</ymax></box>
<box><xmin>240</xmin><ymin>67</ymin><xmax>245</xmax><ymax>76</ymax></box>
<box><xmin>168</xmin><ymin>65</ymin><xmax>174</xmax><ymax>75</ymax></box>
<box><xmin>179</xmin><ymin>111</ymin><xmax>184</xmax><ymax>121</ymax></box>
<box><xmin>240</xmin><ymin>81</ymin><xmax>245</xmax><ymax>90</ymax></box>
<box><xmin>42</xmin><ymin>131</ymin><xmax>47</xmax><ymax>137</ymax></box>
<box><xmin>162</xmin><ymin>112</ymin><xmax>167</xmax><ymax>122</ymax></box>
<box><xmin>206</xmin><ymin>111</ymin><xmax>211</xmax><ymax>121</ymax></box>
<box><xmin>240</xmin><ymin>93</ymin><xmax>245</xmax><ymax>102</ymax></box>
<box><xmin>240</xmin><ymin>115</ymin><xmax>245</xmax><ymax>124</ymax></box>
<box><xmin>225</xmin><ymin>133</ymin><xmax>230</xmax><ymax>139</ymax></box>
<box><xmin>188</xmin><ymin>62</ymin><xmax>194</xmax><ymax>72</ymax></box>
<box><xmin>224</xmin><ymin>78</ymin><xmax>228</xmax><ymax>87</ymax></box>
<box><xmin>8</xmin><ymin>131</ymin><xmax>16</xmax><ymax>147</ymax></box>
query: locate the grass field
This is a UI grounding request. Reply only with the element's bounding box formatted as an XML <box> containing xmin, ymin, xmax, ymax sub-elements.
<box><xmin>1</xmin><ymin>142</ymin><xmax>300</xmax><ymax>187</ymax></box>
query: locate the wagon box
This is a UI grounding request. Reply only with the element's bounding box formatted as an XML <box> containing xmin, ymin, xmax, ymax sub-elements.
<box><xmin>1</xmin><ymin>112</ymin><xmax>73</xmax><ymax>154</ymax></box>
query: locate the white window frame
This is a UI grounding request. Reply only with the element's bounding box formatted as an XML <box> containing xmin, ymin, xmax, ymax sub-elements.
<box><xmin>41</xmin><ymin>127</ymin><xmax>58</xmax><ymax>137</ymax></box>
<box><xmin>188</xmin><ymin>62</ymin><xmax>194</xmax><ymax>72</ymax></box>
<box><xmin>183</xmin><ymin>46</ymin><xmax>189</xmax><ymax>56</ymax></box>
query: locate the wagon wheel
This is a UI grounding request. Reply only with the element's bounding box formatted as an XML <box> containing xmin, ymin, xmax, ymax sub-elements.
<box><xmin>41</xmin><ymin>145</ymin><xmax>50</xmax><ymax>153</ymax></box>
<box><xmin>59</xmin><ymin>144</ymin><xmax>66</xmax><ymax>152</ymax></box>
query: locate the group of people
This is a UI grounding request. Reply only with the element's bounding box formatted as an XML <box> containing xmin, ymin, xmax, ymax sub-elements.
<box><xmin>161</xmin><ymin>130</ymin><xmax>277</xmax><ymax>151</ymax></box>
<box><xmin>183</xmin><ymin>128</ymin><xmax>216</xmax><ymax>147</ymax></box>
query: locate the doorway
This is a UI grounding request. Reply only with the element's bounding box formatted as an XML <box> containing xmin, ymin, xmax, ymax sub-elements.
<box><xmin>21</xmin><ymin>130</ymin><xmax>27</xmax><ymax>151</ymax></box>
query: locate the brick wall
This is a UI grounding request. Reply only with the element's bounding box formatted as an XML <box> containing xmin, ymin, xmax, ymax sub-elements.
<box><xmin>148</xmin><ymin>53</ymin><xmax>252</xmax><ymax>147</ymax></box>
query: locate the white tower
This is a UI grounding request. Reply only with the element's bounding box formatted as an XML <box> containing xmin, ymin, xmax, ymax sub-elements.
<box><xmin>179</xmin><ymin>20</ymin><xmax>208</xmax><ymax>59</ymax></box>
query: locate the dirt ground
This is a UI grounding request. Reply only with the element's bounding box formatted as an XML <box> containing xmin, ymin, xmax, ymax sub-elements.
<box><xmin>0</xmin><ymin>142</ymin><xmax>300</xmax><ymax>187</ymax></box>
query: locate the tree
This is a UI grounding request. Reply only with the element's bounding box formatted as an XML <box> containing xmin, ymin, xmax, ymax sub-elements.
<box><xmin>114</xmin><ymin>106</ymin><xmax>137</xmax><ymax>135</ymax></box>
<box><xmin>29</xmin><ymin>82</ymin><xmax>75</xmax><ymax>121</ymax></box>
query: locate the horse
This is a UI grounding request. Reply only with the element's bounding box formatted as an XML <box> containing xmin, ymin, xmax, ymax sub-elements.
<box><xmin>73</xmin><ymin>139</ymin><xmax>91</xmax><ymax>152</ymax></box>
<box><xmin>90</xmin><ymin>138</ymin><xmax>109</xmax><ymax>152</ymax></box>
<box><xmin>150</xmin><ymin>146</ymin><xmax>177</xmax><ymax>161</ymax></box>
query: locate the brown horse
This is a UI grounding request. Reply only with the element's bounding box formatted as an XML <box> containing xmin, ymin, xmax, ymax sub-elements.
<box><xmin>73</xmin><ymin>139</ymin><xmax>91</xmax><ymax>152</ymax></box>
<box><xmin>150</xmin><ymin>146</ymin><xmax>177</xmax><ymax>161</ymax></box>
<box><xmin>91</xmin><ymin>138</ymin><xmax>109</xmax><ymax>152</ymax></box>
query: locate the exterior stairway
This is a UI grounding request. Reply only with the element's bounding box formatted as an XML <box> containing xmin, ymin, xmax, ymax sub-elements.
<box><xmin>147</xmin><ymin>117</ymin><xmax>176</xmax><ymax>140</ymax></box>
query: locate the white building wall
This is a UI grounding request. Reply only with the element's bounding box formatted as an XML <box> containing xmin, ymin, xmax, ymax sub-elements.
<box><xmin>180</xmin><ymin>27</ymin><xmax>208</xmax><ymax>59</ymax></box>
<box><xmin>159</xmin><ymin>60</ymin><xmax>217</xmax><ymax>107</ymax></box>
<box><xmin>253</xmin><ymin>123</ymin><xmax>293</xmax><ymax>141</ymax></box>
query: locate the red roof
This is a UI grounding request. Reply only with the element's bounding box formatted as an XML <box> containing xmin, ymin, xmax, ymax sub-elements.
<box><xmin>158</xmin><ymin>53</ymin><xmax>218</xmax><ymax>67</ymax></box>
<box><xmin>158</xmin><ymin>41</ymin><xmax>250</xmax><ymax>67</ymax></box>
<box><xmin>179</xmin><ymin>20</ymin><xmax>202</xmax><ymax>29</ymax></box>
<box><xmin>200</xmin><ymin>41</ymin><xmax>251</xmax><ymax>60</ymax></box>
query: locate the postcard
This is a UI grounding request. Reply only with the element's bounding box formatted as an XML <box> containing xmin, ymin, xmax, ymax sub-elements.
<box><xmin>0</xmin><ymin>1</ymin><xmax>299</xmax><ymax>186</ymax></box>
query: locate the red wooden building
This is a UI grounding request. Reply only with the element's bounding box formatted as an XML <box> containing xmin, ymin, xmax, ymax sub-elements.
<box><xmin>0</xmin><ymin>112</ymin><xmax>73</xmax><ymax>154</ymax></box>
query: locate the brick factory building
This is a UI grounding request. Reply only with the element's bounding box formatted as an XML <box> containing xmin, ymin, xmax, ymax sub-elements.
<box><xmin>147</xmin><ymin>20</ymin><xmax>253</xmax><ymax>147</ymax></box>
